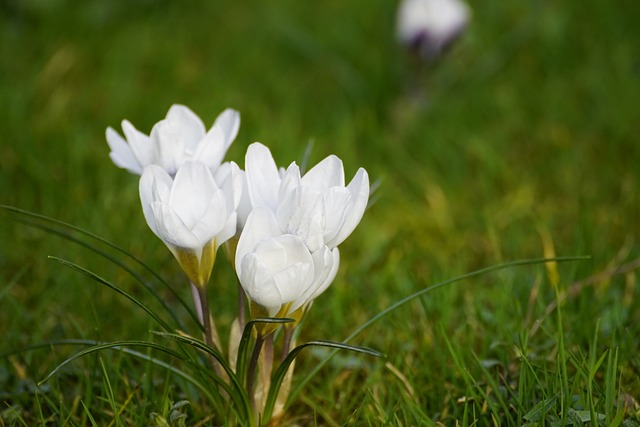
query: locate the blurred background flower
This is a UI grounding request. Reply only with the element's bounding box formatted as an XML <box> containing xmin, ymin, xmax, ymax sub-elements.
<box><xmin>396</xmin><ymin>0</ymin><xmax>471</xmax><ymax>60</ymax></box>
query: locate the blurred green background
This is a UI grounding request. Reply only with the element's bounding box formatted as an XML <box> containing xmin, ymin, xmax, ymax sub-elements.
<box><xmin>1</xmin><ymin>0</ymin><xmax>639</xmax><ymax>424</ymax></box>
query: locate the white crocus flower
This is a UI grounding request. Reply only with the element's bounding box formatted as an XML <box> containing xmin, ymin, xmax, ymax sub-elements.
<box><xmin>139</xmin><ymin>160</ymin><xmax>242</xmax><ymax>288</ymax></box>
<box><xmin>235</xmin><ymin>168</ymin><xmax>254</xmax><ymax>234</ymax></box>
<box><xmin>396</xmin><ymin>0</ymin><xmax>470</xmax><ymax>59</ymax></box>
<box><xmin>235</xmin><ymin>206</ymin><xmax>338</xmax><ymax>319</ymax></box>
<box><xmin>106</xmin><ymin>104</ymin><xmax>240</xmax><ymax>176</ymax></box>
<box><xmin>221</xmin><ymin>167</ymin><xmax>253</xmax><ymax>268</ymax></box>
<box><xmin>236</xmin><ymin>143</ymin><xmax>367</xmax><ymax>320</ymax></box>
<box><xmin>244</xmin><ymin>142</ymin><xmax>370</xmax><ymax>251</ymax></box>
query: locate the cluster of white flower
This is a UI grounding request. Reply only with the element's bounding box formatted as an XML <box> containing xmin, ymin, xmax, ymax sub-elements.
<box><xmin>106</xmin><ymin>105</ymin><xmax>369</xmax><ymax>320</ymax></box>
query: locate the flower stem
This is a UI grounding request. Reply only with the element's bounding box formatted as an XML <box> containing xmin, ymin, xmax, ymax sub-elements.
<box><xmin>247</xmin><ymin>333</ymin><xmax>265</xmax><ymax>412</ymax></box>
<box><xmin>237</xmin><ymin>281</ymin><xmax>246</xmax><ymax>331</ymax></box>
<box><xmin>259</xmin><ymin>334</ymin><xmax>275</xmax><ymax>415</ymax></box>
<box><xmin>195</xmin><ymin>284</ymin><xmax>223</xmax><ymax>377</ymax></box>
<box><xmin>281</xmin><ymin>326</ymin><xmax>294</xmax><ymax>363</ymax></box>
<box><xmin>190</xmin><ymin>282</ymin><xmax>204</xmax><ymax>326</ymax></box>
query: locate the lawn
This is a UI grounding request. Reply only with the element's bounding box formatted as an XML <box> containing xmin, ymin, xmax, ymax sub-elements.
<box><xmin>1</xmin><ymin>0</ymin><xmax>639</xmax><ymax>425</ymax></box>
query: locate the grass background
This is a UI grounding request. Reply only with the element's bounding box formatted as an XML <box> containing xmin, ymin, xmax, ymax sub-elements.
<box><xmin>1</xmin><ymin>0</ymin><xmax>639</xmax><ymax>425</ymax></box>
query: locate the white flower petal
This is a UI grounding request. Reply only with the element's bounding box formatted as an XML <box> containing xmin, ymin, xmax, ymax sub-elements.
<box><xmin>322</xmin><ymin>187</ymin><xmax>352</xmax><ymax>246</ymax></box>
<box><xmin>213</xmin><ymin>108</ymin><xmax>240</xmax><ymax>150</ymax></box>
<box><xmin>274</xmin><ymin>186</ymin><xmax>299</xmax><ymax>234</ymax></box>
<box><xmin>280</xmin><ymin>188</ymin><xmax>326</xmax><ymax>252</ymax></box>
<box><xmin>106</xmin><ymin>127</ymin><xmax>142</xmax><ymax>174</ymax></box>
<box><xmin>272</xmin><ymin>262</ymin><xmax>313</xmax><ymax>310</ymax></box>
<box><xmin>290</xmin><ymin>245</ymin><xmax>335</xmax><ymax>312</ymax></box>
<box><xmin>239</xmin><ymin>234</ymin><xmax>314</xmax><ymax>316</ymax></box>
<box><xmin>140</xmin><ymin>159</ymin><xmax>240</xmax><ymax>274</ymax></box>
<box><xmin>258</xmin><ymin>234</ymin><xmax>312</xmax><ymax>270</ymax></box>
<box><xmin>169</xmin><ymin>162</ymin><xmax>218</xmax><ymax>230</ymax></box>
<box><xmin>309</xmin><ymin>247</ymin><xmax>340</xmax><ymax>301</ymax></box>
<box><xmin>235</xmin><ymin>206</ymin><xmax>282</xmax><ymax>274</ymax></box>
<box><xmin>240</xmin><ymin>253</ymin><xmax>270</xmax><ymax>291</ymax></box>
<box><xmin>240</xmin><ymin>254</ymin><xmax>282</xmax><ymax>315</ymax></box>
<box><xmin>150</xmin><ymin>120</ymin><xmax>185</xmax><ymax>174</ymax></box>
<box><xmin>152</xmin><ymin>202</ymin><xmax>202</xmax><ymax>250</ymax></box>
<box><xmin>122</xmin><ymin>120</ymin><xmax>153</xmax><ymax>168</ymax></box>
<box><xmin>235</xmin><ymin>169</ymin><xmax>252</xmax><ymax>232</ymax></box>
<box><xmin>278</xmin><ymin>163</ymin><xmax>301</xmax><ymax>205</ymax></box>
<box><xmin>215</xmin><ymin>161</ymin><xmax>243</xmax><ymax>211</ymax></box>
<box><xmin>326</xmin><ymin>168</ymin><xmax>369</xmax><ymax>248</ymax></box>
<box><xmin>107</xmin><ymin>105</ymin><xmax>238</xmax><ymax>178</ymax></box>
<box><xmin>302</xmin><ymin>155</ymin><xmax>345</xmax><ymax>190</ymax></box>
<box><xmin>194</xmin><ymin>126</ymin><xmax>226</xmax><ymax>171</ymax></box>
<box><xmin>139</xmin><ymin>165</ymin><xmax>173</xmax><ymax>235</ymax></box>
<box><xmin>166</xmin><ymin>104</ymin><xmax>206</xmax><ymax>153</ymax></box>
<box><xmin>214</xmin><ymin>212</ymin><xmax>238</xmax><ymax>249</ymax></box>
<box><xmin>189</xmin><ymin>188</ymin><xmax>229</xmax><ymax>244</ymax></box>
<box><xmin>246</xmin><ymin>143</ymin><xmax>281</xmax><ymax>211</ymax></box>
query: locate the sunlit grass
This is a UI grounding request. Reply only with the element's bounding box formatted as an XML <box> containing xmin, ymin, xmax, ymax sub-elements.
<box><xmin>2</xmin><ymin>0</ymin><xmax>639</xmax><ymax>425</ymax></box>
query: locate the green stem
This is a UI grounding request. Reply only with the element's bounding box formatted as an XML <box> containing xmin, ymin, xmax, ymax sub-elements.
<box><xmin>247</xmin><ymin>333</ymin><xmax>265</xmax><ymax>413</ymax></box>
<box><xmin>261</xmin><ymin>333</ymin><xmax>274</xmax><ymax>405</ymax></box>
<box><xmin>237</xmin><ymin>282</ymin><xmax>247</xmax><ymax>331</ymax></box>
<box><xmin>281</xmin><ymin>326</ymin><xmax>294</xmax><ymax>363</ymax></box>
<box><xmin>196</xmin><ymin>285</ymin><xmax>223</xmax><ymax>378</ymax></box>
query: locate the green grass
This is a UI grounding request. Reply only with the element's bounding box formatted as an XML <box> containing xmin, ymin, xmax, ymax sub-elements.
<box><xmin>2</xmin><ymin>0</ymin><xmax>639</xmax><ymax>425</ymax></box>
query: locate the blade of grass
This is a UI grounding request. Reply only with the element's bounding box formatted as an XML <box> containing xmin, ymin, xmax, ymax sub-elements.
<box><xmin>34</xmin><ymin>387</ymin><xmax>46</xmax><ymax>427</ymax></box>
<box><xmin>98</xmin><ymin>356</ymin><xmax>121</xmax><ymax>427</ymax></box>
<box><xmin>2</xmin><ymin>338</ymin><xmax>219</xmax><ymax>407</ymax></box>
<box><xmin>263</xmin><ymin>339</ymin><xmax>383</xmax><ymax>423</ymax></box>
<box><xmin>236</xmin><ymin>318</ymin><xmax>294</xmax><ymax>386</ymax></box>
<box><xmin>115</xmin><ymin>347</ymin><xmax>221</xmax><ymax>411</ymax></box>
<box><xmin>33</xmin><ymin>338</ymin><xmax>231</xmax><ymax>415</ymax></box>
<box><xmin>605</xmin><ymin>347</ymin><xmax>622</xmax><ymax>426</ymax></box>
<box><xmin>523</xmin><ymin>394</ymin><xmax>558</xmax><ymax>423</ymax></box>
<box><xmin>0</xmin><ymin>265</ymin><xmax>28</xmax><ymax>301</ymax></box>
<box><xmin>588</xmin><ymin>352</ymin><xmax>609</xmax><ymax>427</ymax></box>
<box><xmin>439</xmin><ymin>324</ymin><xmax>479</xmax><ymax>417</ymax></box>
<box><xmin>39</xmin><ymin>340</ymin><xmax>193</xmax><ymax>385</ymax></box>
<box><xmin>552</xmin><ymin>269</ymin><xmax>569</xmax><ymax>425</ymax></box>
<box><xmin>470</xmin><ymin>352</ymin><xmax>517</xmax><ymax>425</ymax></box>
<box><xmin>290</xmin><ymin>256</ymin><xmax>589</xmax><ymax>403</ymax></box>
<box><xmin>47</xmin><ymin>254</ymin><xmax>211</xmax><ymax>372</ymax></box>
<box><xmin>80</xmin><ymin>400</ymin><xmax>100</xmax><ymax>427</ymax></box>
<box><xmin>1</xmin><ymin>205</ymin><xmax>199</xmax><ymax>327</ymax></box>
<box><xmin>49</xmin><ymin>256</ymin><xmax>173</xmax><ymax>332</ymax></box>
<box><xmin>152</xmin><ymin>331</ymin><xmax>253</xmax><ymax>424</ymax></box>
<box><xmin>12</xmin><ymin>215</ymin><xmax>191</xmax><ymax>331</ymax></box>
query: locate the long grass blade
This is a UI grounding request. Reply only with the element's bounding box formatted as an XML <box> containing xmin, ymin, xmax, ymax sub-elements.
<box><xmin>40</xmin><ymin>340</ymin><xmax>187</xmax><ymax>385</ymax></box>
<box><xmin>290</xmin><ymin>256</ymin><xmax>590</xmax><ymax>403</ymax></box>
<box><xmin>10</xmin><ymin>339</ymin><xmax>223</xmax><ymax>408</ymax></box>
<box><xmin>236</xmin><ymin>318</ymin><xmax>294</xmax><ymax>385</ymax></box>
<box><xmin>34</xmin><ymin>339</ymin><xmax>223</xmax><ymax>406</ymax></box>
<box><xmin>15</xmin><ymin>216</ymin><xmax>191</xmax><ymax>331</ymax></box>
<box><xmin>49</xmin><ymin>256</ymin><xmax>173</xmax><ymax>332</ymax></box>
<box><xmin>0</xmin><ymin>205</ymin><xmax>199</xmax><ymax>326</ymax></box>
<box><xmin>152</xmin><ymin>331</ymin><xmax>253</xmax><ymax>423</ymax></box>
<box><xmin>263</xmin><ymin>340</ymin><xmax>383</xmax><ymax>423</ymax></box>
